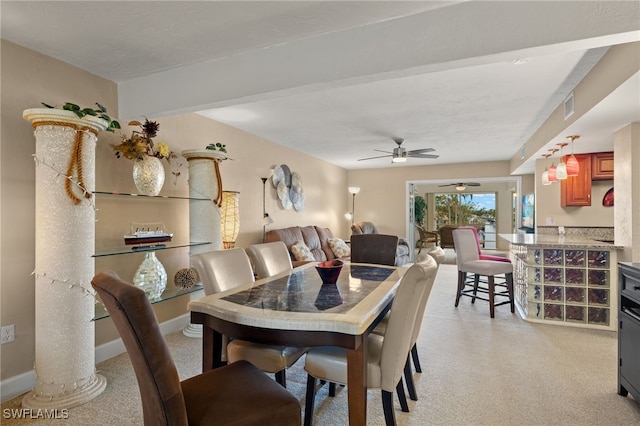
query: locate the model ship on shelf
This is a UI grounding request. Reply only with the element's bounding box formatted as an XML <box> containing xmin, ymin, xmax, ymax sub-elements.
<box><xmin>124</xmin><ymin>222</ymin><xmax>172</xmax><ymax>246</ymax></box>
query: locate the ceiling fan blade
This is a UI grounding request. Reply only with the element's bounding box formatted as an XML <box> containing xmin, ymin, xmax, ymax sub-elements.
<box><xmin>407</xmin><ymin>148</ymin><xmax>435</xmax><ymax>154</ymax></box>
<box><xmin>357</xmin><ymin>154</ymin><xmax>392</xmax><ymax>161</ymax></box>
<box><xmin>408</xmin><ymin>153</ymin><xmax>439</xmax><ymax>159</ymax></box>
<box><xmin>373</xmin><ymin>149</ymin><xmax>392</xmax><ymax>154</ymax></box>
<box><xmin>437</xmin><ymin>183</ymin><xmax>456</xmax><ymax>187</ymax></box>
<box><xmin>465</xmin><ymin>182</ymin><xmax>481</xmax><ymax>186</ymax></box>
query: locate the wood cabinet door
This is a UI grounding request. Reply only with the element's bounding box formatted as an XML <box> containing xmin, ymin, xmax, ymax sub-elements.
<box><xmin>561</xmin><ymin>154</ymin><xmax>592</xmax><ymax>206</ymax></box>
<box><xmin>592</xmin><ymin>152</ymin><xmax>614</xmax><ymax>180</ymax></box>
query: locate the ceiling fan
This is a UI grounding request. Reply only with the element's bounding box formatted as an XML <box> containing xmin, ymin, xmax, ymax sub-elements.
<box><xmin>438</xmin><ymin>182</ymin><xmax>481</xmax><ymax>191</ymax></box>
<box><xmin>358</xmin><ymin>138</ymin><xmax>439</xmax><ymax>163</ymax></box>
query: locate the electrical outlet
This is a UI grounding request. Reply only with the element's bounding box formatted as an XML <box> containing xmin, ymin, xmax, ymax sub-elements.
<box><xmin>1</xmin><ymin>325</ymin><xmax>15</xmax><ymax>344</ymax></box>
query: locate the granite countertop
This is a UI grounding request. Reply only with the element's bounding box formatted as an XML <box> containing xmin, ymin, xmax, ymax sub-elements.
<box><xmin>499</xmin><ymin>233</ymin><xmax>622</xmax><ymax>249</ymax></box>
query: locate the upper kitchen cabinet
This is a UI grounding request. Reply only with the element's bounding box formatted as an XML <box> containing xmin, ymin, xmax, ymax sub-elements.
<box><xmin>592</xmin><ymin>152</ymin><xmax>614</xmax><ymax>180</ymax></box>
<box><xmin>561</xmin><ymin>154</ymin><xmax>592</xmax><ymax>207</ymax></box>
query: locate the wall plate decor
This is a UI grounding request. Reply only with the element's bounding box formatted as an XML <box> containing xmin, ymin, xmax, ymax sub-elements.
<box><xmin>272</xmin><ymin>164</ymin><xmax>304</xmax><ymax>210</ymax></box>
<box><xmin>602</xmin><ymin>187</ymin><xmax>614</xmax><ymax>207</ymax></box>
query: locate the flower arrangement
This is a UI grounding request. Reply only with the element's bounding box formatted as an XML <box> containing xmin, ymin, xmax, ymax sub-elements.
<box><xmin>112</xmin><ymin>118</ymin><xmax>177</xmax><ymax>162</ymax></box>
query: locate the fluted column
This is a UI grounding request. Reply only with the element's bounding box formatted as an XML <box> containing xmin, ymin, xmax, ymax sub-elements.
<box><xmin>22</xmin><ymin>109</ymin><xmax>107</xmax><ymax>409</ymax></box>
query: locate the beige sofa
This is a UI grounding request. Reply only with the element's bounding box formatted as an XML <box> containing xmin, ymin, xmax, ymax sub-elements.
<box><xmin>266</xmin><ymin>225</ymin><xmax>348</xmax><ymax>267</ymax></box>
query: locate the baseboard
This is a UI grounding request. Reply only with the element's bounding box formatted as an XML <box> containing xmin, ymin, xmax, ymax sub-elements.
<box><xmin>1</xmin><ymin>313</ymin><xmax>191</xmax><ymax>403</ymax></box>
<box><xmin>0</xmin><ymin>369</ymin><xmax>36</xmax><ymax>403</ymax></box>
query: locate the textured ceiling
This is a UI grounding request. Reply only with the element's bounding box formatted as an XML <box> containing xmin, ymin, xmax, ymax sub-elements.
<box><xmin>2</xmin><ymin>1</ymin><xmax>638</xmax><ymax>172</ymax></box>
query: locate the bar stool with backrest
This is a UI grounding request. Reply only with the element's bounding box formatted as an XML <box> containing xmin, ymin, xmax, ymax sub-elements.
<box><xmin>91</xmin><ymin>271</ymin><xmax>301</xmax><ymax>426</ymax></box>
<box><xmin>303</xmin><ymin>259</ymin><xmax>438</xmax><ymax>426</ymax></box>
<box><xmin>452</xmin><ymin>228</ymin><xmax>515</xmax><ymax>318</ymax></box>
<box><xmin>191</xmin><ymin>248</ymin><xmax>307</xmax><ymax>387</ymax></box>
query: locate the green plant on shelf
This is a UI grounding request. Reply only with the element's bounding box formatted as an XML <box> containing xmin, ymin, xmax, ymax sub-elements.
<box><xmin>41</xmin><ymin>101</ymin><xmax>121</xmax><ymax>132</ymax></box>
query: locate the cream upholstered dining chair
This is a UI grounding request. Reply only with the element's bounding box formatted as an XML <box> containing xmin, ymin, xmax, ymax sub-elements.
<box><xmin>191</xmin><ymin>248</ymin><xmax>307</xmax><ymax>387</ymax></box>
<box><xmin>372</xmin><ymin>246</ymin><xmax>445</xmax><ymax>402</ymax></box>
<box><xmin>452</xmin><ymin>228</ymin><xmax>514</xmax><ymax>318</ymax></box>
<box><xmin>303</xmin><ymin>260</ymin><xmax>438</xmax><ymax>426</ymax></box>
<box><xmin>457</xmin><ymin>225</ymin><xmax>510</xmax><ymax>262</ymax></box>
<box><xmin>245</xmin><ymin>241</ymin><xmax>293</xmax><ymax>280</ymax></box>
<box><xmin>91</xmin><ymin>271</ymin><xmax>301</xmax><ymax>426</ymax></box>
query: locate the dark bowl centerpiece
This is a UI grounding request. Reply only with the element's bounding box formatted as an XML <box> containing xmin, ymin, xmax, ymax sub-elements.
<box><xmin>315</xmin><ymin>259</ymin><xmax>344</xmax><ymax>284</ymax></box>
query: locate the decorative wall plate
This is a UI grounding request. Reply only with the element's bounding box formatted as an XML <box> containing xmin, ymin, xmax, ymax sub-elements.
<box><xmin>602</xmin><ymin>187</ymin><xmax>614</xmax><ymax>207</ymax></box>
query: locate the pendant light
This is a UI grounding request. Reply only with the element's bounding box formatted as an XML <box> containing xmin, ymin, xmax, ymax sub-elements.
<box><xmin>547</xmin><ymin>148</ymin><xmax>558</xmax><ymax>182</ymax></box>
<box><xmin>555</xmin><ymin>142</ymin><xmax>568</xmax><ymax>180</ymax></box>
<box><xmin>565</xmin><ymin>135</ymin><xmax>580</xmax><ymax>176</ymax></box>
<box><xmin>541</xmin><ymin>154</ymin><xmax>552</xmax><ymax>185</ymax></box>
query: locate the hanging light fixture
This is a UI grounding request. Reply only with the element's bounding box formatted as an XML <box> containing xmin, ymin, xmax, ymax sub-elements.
<box><xmin>220</xmin><ymin>191</ymin><xmax>240</xmax><ymax>249</ymax></box>
<box><xmin>541</xmin><ymin>154</ymin><xmax>552</xmax><ymax>185</ymax></box>
<box><xmin>555</xmin><ymin>142</ymin><xmax>568</xmax><ymax>180</ymax></box>
<box><xmin>565</xmin><ymin>135</ymin><xmax>580</xmax><ymax>176</ymax></box>
<box><xmin>547</xmin><ymin>148</ymin><xmax>558</xmax><ymax>182</ymax></box>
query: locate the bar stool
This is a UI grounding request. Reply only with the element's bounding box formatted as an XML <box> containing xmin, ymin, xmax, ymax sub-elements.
<box><xmin>452</xmin><ymin>228</ymin><xmax>514</xmax><ymax>318</ymax></box>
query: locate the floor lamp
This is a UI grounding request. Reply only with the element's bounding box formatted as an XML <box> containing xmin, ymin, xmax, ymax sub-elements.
<box><xmin>348</xmin><ymin>186</ymin><xmax>360</xmax><ymax>226</ymax></box>
<box><xmin>259</xmin><ymin>169</ymin><xmax>274</xmax><ymax>242</ymax></box>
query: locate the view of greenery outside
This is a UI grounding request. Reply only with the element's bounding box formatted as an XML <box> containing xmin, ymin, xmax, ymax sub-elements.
<box><xmin>435</xmin><ymin>193</ymin><xmax>496</xmax><ymax>228</ymax></box>
<box><xmin>414</xmin><ymin>195</ymin><xmax>427</xmax><ymax>226</ymax></box>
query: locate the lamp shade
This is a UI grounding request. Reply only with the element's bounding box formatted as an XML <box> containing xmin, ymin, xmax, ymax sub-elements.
<box><xmin>348</xmin><ymin>186</ymin><xmax>360</xmax><ymax>195</ymax></box>
<box><xmin>556</xmin><ymin>161</ymin><xmax>568</xmax><ymax>180</ymax></box>
<box><xmin>548</xmin><ymin>164</ymin><xmax>557</xmax><ymax>182</ymax></box>
<box><xmin>221</xmin><ymin>191</ymin><xmax>240</xmax><ymax>249</ymax></box>
<box><xmin>566</xmin><ymin>154</ymin><xmax>580</xmax><ymax>176</ymax></box>
<box><xmin>541</xmin><ymin>169</ymin><xmax>551</xmax><ymax>185</ymax></box>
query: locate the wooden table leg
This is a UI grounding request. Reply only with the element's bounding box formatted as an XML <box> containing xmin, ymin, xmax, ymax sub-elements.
<box><xmin>347</xmin><ymin>337</ymin><xmax>367</xmax><ymax>426</ymax></box>
<box><xmin>201</xmin><ymin>325</ymin><xmax>223</xmax><ymax>371</ymax></box>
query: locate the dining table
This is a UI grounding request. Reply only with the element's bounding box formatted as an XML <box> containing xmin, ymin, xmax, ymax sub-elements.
<box><xmin>189</xmin><ymin>261</ymin><xmax>406</xmax><ymax>425</ymax></box>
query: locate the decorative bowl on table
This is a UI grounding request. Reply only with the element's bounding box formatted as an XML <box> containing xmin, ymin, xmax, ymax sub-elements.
<box><xmin>315</xmin><ymin>259</ymin><xmax>344</xmax><ymax>284</ymax></box>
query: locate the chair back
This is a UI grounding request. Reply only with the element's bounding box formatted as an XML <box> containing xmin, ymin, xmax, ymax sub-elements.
<box><xmin>457</xmin><ymin>226</ymin><xmax>483</xmax><ymax>255</ymax></box>
<box><xmin>379</xmin><ymin>261</ymin><xmax>437</xmax><ymax>392</ymax></box>
<box><xmin>452</xmin><ymin>228</ymin><xmax>481</xmax><ymax>268</ymax></box>
<box><xmin>410</xmin><ymin>248</ymin><xmax>444</xmax><ymax>346</ymax></box>
<box><xmin>245</xmin><ymin>241</ymin><xmax>293</xmax><ymax>279</ymax></box>
<box><xmin>350</xmin><ymin>233</ymin><xmax>398</xmax><ymax>266</ymax></box>
<box><xmin>191</xmin><ymin>248</ymin><xmax>255</xmax><ymax>295</ymax></box>
<box><xmin>351</xmin><ymin>221</ymin><xmax>378</xmax><ymax>235</ymax></box>
<box><xmin>91</xmin><ymin>271</ymin><xmax>188</xmax><ymax>426</ymax></box>
<box><xmin>425</xmin><ymin>245</ymin><xmax>446</xmax><ymax>265</ymax></box>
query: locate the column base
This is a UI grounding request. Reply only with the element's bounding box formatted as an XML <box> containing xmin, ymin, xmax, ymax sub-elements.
<box><xmin>182</xmin><ymin>323</ymin><xmax>203</xmax><ymax>338</ymax></box>
<box><xmin>22</xmin><ymin>373</ymin><xmax>107</xmax><ymax>410</ymax></box>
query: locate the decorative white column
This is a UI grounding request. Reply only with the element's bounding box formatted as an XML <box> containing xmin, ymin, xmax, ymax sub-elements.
<box><xmin>181</xmin><ymin>149</ymin><xmax>227</xmax><ymax>337</ymax></box>
<box><xmin>22</xmin><ymin>109</ymin><xmax>107</xmax><ymax>409</ymax></box>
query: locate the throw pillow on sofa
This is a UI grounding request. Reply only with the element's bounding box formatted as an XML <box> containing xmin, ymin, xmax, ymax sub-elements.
<box><xmin>291</xmin><ymin>241</ymin><xmax>315</xmax><ymax>262</ymax></box>
<box><xmin>328</xmin><ymin>238</ymin><xmax>350</xmax><ymax>258</ymax></box>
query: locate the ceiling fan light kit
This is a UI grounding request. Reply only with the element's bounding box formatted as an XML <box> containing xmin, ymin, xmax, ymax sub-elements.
<box><xmin>358</xmin><ymin>137</ymin><xmax>438</xmax><ymax>163</ymax></box>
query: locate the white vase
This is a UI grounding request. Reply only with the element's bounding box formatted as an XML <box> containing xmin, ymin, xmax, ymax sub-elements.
<box><xmin>133</xmin><ymin>156</ymin><xmax>165</xmax><ymax>196</ymax></box>
<box><xmin>133</xmin><ymin>251</ymin><xmax>167</xmax><ymax>301</ymax></box>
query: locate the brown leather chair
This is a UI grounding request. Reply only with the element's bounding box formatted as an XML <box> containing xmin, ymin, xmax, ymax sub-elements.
<box><xmin>350</xmin><ymin>233</ymin><xmax>398</xmax><ymax>266</ymax></box>
<box><xmin>91</xmin><ymin>271</ymin><xmax>301</xmax><ymax>426</ymax></box>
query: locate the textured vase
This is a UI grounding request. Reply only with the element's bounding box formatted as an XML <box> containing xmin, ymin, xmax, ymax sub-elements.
<box><xmin>133</xmin><ymin>251</ymin><xmax>168</xmax><ymax>301</ymax></box>
<box><xmin>133</xmin><ymin>156</ymin><xmax>165</xmax><ymax>196</ymax></box>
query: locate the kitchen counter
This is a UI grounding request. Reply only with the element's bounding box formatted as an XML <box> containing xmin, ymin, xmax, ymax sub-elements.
<box><xmin>499</xmin><ymin>233</ymin><xmax>623</xmax><ymax>249</ymax></box>
<box><xmin>499</xmin><ymin>233</ymin><xmax>619</xmax><ymax>330</ymax></box>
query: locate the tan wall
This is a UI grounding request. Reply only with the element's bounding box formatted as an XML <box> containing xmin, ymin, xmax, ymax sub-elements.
<box><xmin>1</xmin><ymin>41</ymin><xmax>348</xmax><ymax>383</ymax></box>
<box><xmin>534</xmin><ymin>158</ymin><xmax>614</xmax><ymax>228</ymax></box>
<box><xmin>347</xmin><ymin>161</ymin><xmax>514</xmax><ymax>249</ymax></box>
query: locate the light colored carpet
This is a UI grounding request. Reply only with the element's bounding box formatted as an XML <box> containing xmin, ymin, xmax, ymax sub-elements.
<box><xmin>3</xmin><ymin>264</ymin><xmax>640</xmax><ymax>425</ymax></box>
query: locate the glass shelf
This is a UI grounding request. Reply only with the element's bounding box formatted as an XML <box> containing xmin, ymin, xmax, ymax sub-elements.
<box><xmin>93</xmin><ymin>284</ymin><xmax>204</xmax><ymax>321</ymax></box>
<box><xmin>93</xmin><ymin>241</ymin><xmax>211</xmax><ymax>257</ymax></box>
<box><xmin>93</xmin><ymin>190</ymin><xmax>210</xmax><ymax>201</ymax></box>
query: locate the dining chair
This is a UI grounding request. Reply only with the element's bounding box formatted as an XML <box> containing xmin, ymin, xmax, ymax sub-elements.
<box><xmin>91</xmin><ymin>271</ymin><xmax>301</xmax><ymax>426</ymax></box>
<box><xmin>303</xmin><ymin>260</ymin><xmax>438</xmax><ymax>426</ymax></box>
<box><xmin>350</xmin><ymin>233</ymin><xmax>399</xmax><ymax>266</ymax></box>
<box><xmin>457</xmin><ymin>225</ymin><xmax>511</xmax><ymax>262</ymax></box>
<box><xmin>452</xmin><ymin>228</ymin><xmax>515</xmax><ymax>318</ymax></box>
<box><xmin>191</xmin><ymin>248</ymin><xmax>307</xmax><ymax>387</ymax></box>
<box><xmin>372</xmin><ymin>246</ymin><xmax>445</xmax><ymax>401</ymax></box>
<box><xmin>245</xmin><ymin>241</ymin><xmax>293</xmax><ymax>280</ymax></box>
